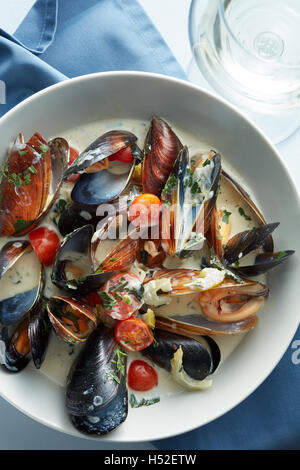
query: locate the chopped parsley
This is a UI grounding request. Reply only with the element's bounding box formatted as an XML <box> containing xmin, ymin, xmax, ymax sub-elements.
<box><xmin>98</xmin><ymin>291</ymin><xmax>117</xmax><ymax>310</ymax></box>
<box><xmin>52</xmin><ymin>198</ymin><xmax>69</xmax><ymax>225</ymax></box>
<box><xmin>18</xmin><ymin>150</ymin><xmax>28</xmax><ymax>157</ymax></box>
<box><xmin>39</xmin><ymin>144</ymin><xmax>49</xmax><ymax>154</ymax></box>
<box><xmin>161</xmin><ymin>173</ymin><xmax>177</xmax><ymax>197</ymax></box>
<box><xmin>106</xmin><ymin>347</ymin><xmax>127</xmax><ymax>384</ymax></box>
<box><xmin>13</xmin><ymin>216</ymin><xmax>31</xmax><ymax>232</ymax></box>
<box><xmin>222</xmin><ymin>209</ymin><xmax>232</xmax><ymax>224</ymax></box>
<box><xmin>111</xmin><ymin>347</ymin><xmax>127</xmax><ymax>376</ymax></box>
<box><xmin>202</xmin><ymin>159</ymin><xmax>211</xmax><ymax>167</ymax></box>
<box><xmin>105</xmin><ymin>369</ymin><xmax>120</xmax><ymax>384</ymax></box>
<box><xmin>238</xmin><ymin>207</ymin><xmax>251</xmax><ymax>221</ymax></box>
<box><xmin>274</xmin><ymin>251</ymin><xmax>287</xmax><ymax>261</ymax></box>
<box><xmin>130</xmin><ymin>394</ymin><xmax>160</xmax><ymax>408</ymax></box>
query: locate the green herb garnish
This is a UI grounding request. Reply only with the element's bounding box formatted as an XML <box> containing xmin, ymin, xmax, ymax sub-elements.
<box><xmin>13</xmin><ymin>216</ymin><xmax>31</xmax><ymax>232</ymax></box>
<box><xmin>222</xmin><ymin>209</ymin><xmax>232</xmax><ymax>224</ymax></box>
<box><xmin>202</xmin><ymin>159</ymin><xmax>211</xmax><ymax>167</ymax></box>
<box><xmin>52</xmin><ymin>198</ymin><xmax>69</xmax><ymax>225</ymax></box>
<box><xmin>130</xmin><ymin>394</ymin><xmax>160</xmax><ymax>408</ymax></box>
<box><xmin>98</xmin><ymin>291</ymin><xmax>117</xmax><ymax>310</ymax></box>
<box><xmin>274</xmin><ymin>251</ymin><xmax>287</xmax><ymax>261</ymax></box>
<box><xmin>238</xmin><ymin>207</ymin><xmax>251</xmax><ymax>221</ymax></box>
<box><xmin>39</xmin><ymin>144</ymin><xmax>49</xmax><ymax>154</ymax></box>
<box><xmin>105</xmin><ymin>369</ymin><xmax>120</xmax><ymax>384</ymax></box>
<box><xmin>162</xmin><ymin>173</ymin><xmax>177</xmax><ymax>196</ymax></box>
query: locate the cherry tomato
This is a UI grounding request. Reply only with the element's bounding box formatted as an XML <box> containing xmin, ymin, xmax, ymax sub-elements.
<box><xmin>28</xmin><ymin>226</ymin><xmax>60</xmax><ymax>266</ymax></box>
<box><xmin>128</xmin><ymin>360</ymin><xmax>158</xmax><ymax>391</ymax></box>
<box><xmin>84</xmin><ymin>291</ymin><xmax>103</xmax><ymax>306</ymax></box>
<box><xmin>108</xmin><ymin>146</ymin><xmax>133</xmax><ymax>163</ymax></box>
<box><xmin>100</xmin><ymin>273</ymin><xmax>143</xmax><ymax>320</ymax></box>
<box><xmin>66</xmin><ymin>147</ymin><xmax>80</xmax><ymax>183</ymax></box>
<box><xmin>129</xmin><ymin>193</ymin><xmax>161</xmax><ymax>227</ymax></box>
<box><xmin>114</xmin><ymin>317</ymin><xmax>153</xmax><ymax>352</ymax></box>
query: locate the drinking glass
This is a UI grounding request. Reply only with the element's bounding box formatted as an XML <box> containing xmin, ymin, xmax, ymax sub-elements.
<box><xmin>188</xmin><ymin>0</ymin><xmax>300</xmax><ymax>143</ymax></box>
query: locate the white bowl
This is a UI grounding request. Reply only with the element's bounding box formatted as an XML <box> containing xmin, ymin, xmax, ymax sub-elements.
<box><xmin>0</xmin><ymin>72</ymin><xmax>299</xmax><ymax>442</ymax></box>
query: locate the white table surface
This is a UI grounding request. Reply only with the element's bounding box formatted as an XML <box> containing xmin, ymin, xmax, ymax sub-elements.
<box><xmin>0</xmin><ymin>0</ymin><xmax>299</xmax><ymax>450</ymax></box>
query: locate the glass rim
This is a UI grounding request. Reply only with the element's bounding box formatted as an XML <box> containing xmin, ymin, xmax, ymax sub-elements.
<box><xmin>217</xmin><ymin>0</ymin><xmax>300</xmax><ymax>71</ymax></box>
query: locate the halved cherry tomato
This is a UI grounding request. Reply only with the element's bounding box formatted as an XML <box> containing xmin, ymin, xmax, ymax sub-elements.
<box><xmin>84</xmin><ymin>291</ymin><xmax>103</xmax><ymax>307</ymax></box>
<box><xmin>66</xmin><ymin>147</ymin><xmax>80</xmax><ymax>183</ymax></box>
<box><xmin>28</xmin><ymin>226</ymin><xmax>60</xmax><ymax>266</ymax></box>
<box><xmin>114</xmin><ymin>317</ymin><xmax>153</xmax><ymax>352</ymax></box>
<box><xmin>128</xmin><ymin>359</ymin><xmax>158</xmax><ymax>391</ymax></box>
<box><xmin>129</xmin><ymin>193</ymin><xmax>161</xmax><ymax>227</ymax></box>
<box><xmin>108</xmin><ymin>146</ymin><xmax>133</xmax><ymax>163</ymax></box>
<box><xmin>100</xmin><ymin>273</ymin><xmax>143</xmax><ymax>320</ymax></box>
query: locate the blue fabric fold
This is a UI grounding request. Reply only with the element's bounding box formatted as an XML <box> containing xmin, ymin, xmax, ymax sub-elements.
<box><xmin>0</xmin><ymin>0</ymin><xmax>299</xmax><ymax>451</ymax></box>
<box><xmin>0</xmin><ymin>0</ymin><xmax>186</xmax><ymax>118</ymax></box>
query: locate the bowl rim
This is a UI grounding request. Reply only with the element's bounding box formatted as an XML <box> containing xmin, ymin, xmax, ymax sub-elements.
<box><xmin>0</xmin><ymin>70</ymin><xmax>299</xmax><ymax>443</ymax></box>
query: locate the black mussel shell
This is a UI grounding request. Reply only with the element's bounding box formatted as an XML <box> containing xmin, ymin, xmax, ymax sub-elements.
<box><xmin>66</xmin><ymin>326</ymin><xmax>128</xmax><ymax>435</ymax></box>
<box><xmin>223</xmin><ymin>223</ymin><xmax>280</xmax><ymax>266</ymax></box>
<box><xmin>70</xmin><ymin>164</ymin><xmax>134</xmax><ymax>207</ymax></box>
<box><xmin>28</xmin><ymin>297</ymin><xmax>51</xmax><ymax>369</ymax></box>
<box><xmin>233</xmin><ymin>250</ymin><xmax>295</xmax><ymax>278</ymax></box>
<box><xmin>57</xmin><ymin>203</ymin><xmax>99</xmax><ymax>237</ymax></box>
<box><xmin>0</xmin><ymin>320</ymin><xmax>30</xmax><ymax>372</ymax></box>
<box><xmin>64</xmin><ymin>130</ymin><xmax>137</xmax><ymax>177</ymax></box>
<box><xmin>142</xmin><ymin>329</ymin><xmax>220</xmax><ymax>381</ymax></box>
<box><xmin>51</xmin><ymin>224</ymin><xmax>115</xmax><ymax>295</ymax></box>
<box><xmin>221</xmin><ymin>170</ymin><xmax>274</xmax><ymax>252</ymax></box>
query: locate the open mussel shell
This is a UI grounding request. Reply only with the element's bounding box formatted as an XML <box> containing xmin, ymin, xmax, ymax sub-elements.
<box><xmin>223</xmin><ymin>223</ymin><xmax>280</xmax><ymax>266</ymax></box>
<box><xmin>0</xmin><ymin>297</ymin><xmax>51</xmax><ymax>372</ymax></box>
<box><xmin>207</xmin><ymin>170</ymin><xmax>276</xmax><ymax>259</ymax></box>
<box><xmin>221</xmin><ymin>170</ymin><xmax>275</xmax><ymax>253</ymax></box>
<box><xmin>47</xmin><ymin>296</ymin><xmax>98</xmax><ymax>344</ymax></box>
<box><xmin>161</xmin><ymin>147</ymin><xmax>221</xmax><ymax>256</ymax></box>
<box><xmin>28</xmin><ymin>297</ymin><xmax>51</xmax><ymax>369</ymax></box>
<box><xmin>0</xmin><ymin>240</ymin><xmax>31</xmax><ymax>279</ymax></box>
<box><xmin>142</xmin><ymin>116</ymin><xmax>183</xmax><ymax>196</ymax></box>
<box><xmin>155</xmin><ymin>313</ymin><xmax>258</xmax><ymax>336</ymax></box>
<box><xmin>91</xmin><ymin>213</ymin><xmax>141</xmax><ymax>273</ymax></box>
<box><xmin>142</xmin><ymin>329</ymin><xmax>220</xmax><ymax>389</ymax></box>
<box><xmin>57</xmin><ymin>203</ymin><xmax>100</xmax><ymax>237</ymax></box>
<box><xmin>0</xmin><ymin>319</ymin><xmax>31</xmax><ymax>372</ymax></box>
<box><xmin>66</xmin><ymin>326</ymin><xmax>128</xmax><ymax>435</ymax></box>
<box><xmin>198</xmin><ymin>278</ymin><xmax>269</xmax><ymax>323</ymax></box>
<box><xmin>64</xmin><ymin>130</ymin><xmax>137</xmax><ymax>177</ymax></box>
<box><xmin>70</xmin><ymin>161</ymin><xmax>135</xmax><ymax>206</ymax></box>
<box><xmin>233</xmin><ymin>250</ymin><xmax>295</xmax><ymax>278</ymax></box>
<box><xmin>0</xmin><ymin>133</ymin><xmax>67</xmax><ymax>237</ymax></box>
<box><xmin>144</xmin><ymin>268</ymin><xmax>225</xmax><ymax>298</ymax></box>
<box><xmin>51</xmin><ymin>224</ymin><xmax>115</xmax><ymax>295</ymax></box>
<box><xmin>0</xmin><ymin>243</ymin><xmax>44</xmax><ymax>326</ymax></box>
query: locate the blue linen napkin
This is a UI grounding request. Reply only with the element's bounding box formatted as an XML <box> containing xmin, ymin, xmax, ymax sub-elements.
<box><xmin>0</xmin><ymin>0</ymin><xmax>299</xmax><ymax>451</ymax></box>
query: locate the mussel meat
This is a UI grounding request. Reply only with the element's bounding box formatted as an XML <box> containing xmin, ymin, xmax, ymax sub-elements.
<box><xmin>47</xmin><ymin>296</ymin><xmax>98</xmax><ymax>344</ymax></box>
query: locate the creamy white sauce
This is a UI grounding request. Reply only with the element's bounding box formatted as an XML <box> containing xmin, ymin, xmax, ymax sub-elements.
<box><xmin>0</xmin><ymin>117</ymin><xmax>268</xmax><ymax>405</ymax></box>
